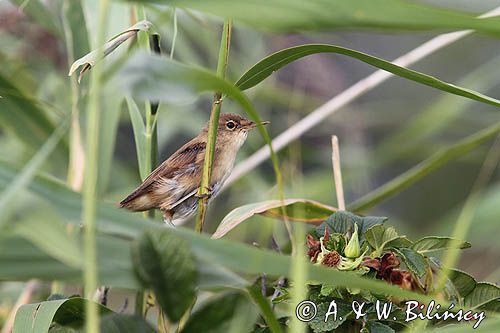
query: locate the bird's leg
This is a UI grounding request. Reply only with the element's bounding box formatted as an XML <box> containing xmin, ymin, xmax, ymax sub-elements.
<box><xmin>162</xmin><ymin>210</ymin><xmax>175</xmax><ymax>228</ymax></box>
<box><xmin>194</xmin><ymin>185</ymin><xmax>213</xmax><ymax>199</ymax></box>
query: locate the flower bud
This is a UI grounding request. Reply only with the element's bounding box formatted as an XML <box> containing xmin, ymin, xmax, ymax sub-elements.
<box><xmin>344</xmin><ymin>224</ymin><xmax>360</xmax><ymax>258</ymax></box>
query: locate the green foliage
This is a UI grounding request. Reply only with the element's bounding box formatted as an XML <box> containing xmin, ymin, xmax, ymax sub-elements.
<box><xmin>132</xmin><ymin>228</ymin><xmax>198</xmax><ymax>322</ymax></box>
<box><xmin>99</xmin><ymin>314</ymin><xmax>155</xmax><ymax>333</ymax></box>
<box><xmin>3</xmin><ymin>0</ymin><xmax>500</xmax><ymax>332</ymax></box>
<box><xmin>0</xmin><ymin>74</ymin><xmax>68</xmax><ymax>162</ymax></box>
<box><xmin>213</xmin><ymin>199</ymin><xmax>336</xmax><ymax>239</ymax></box>
<box><xmin>236</xmin><ymin>44</ymin><xmax>500</xmax><ymax>110</ymax></box>
<box><xmin>132</xmin><ymin>0</ymin><xmax>500</xmax><ymax>33</ymax></box>
<box><xmin>181</xmin><ymin>292</ymin><xmax>251</xmax><ymax>333</ymax></box>
<box><xmin>316</xmin><ymin>211</ymin><xmax>387</xmax><ymax>241</ymax></box>
<box><xmin>412</xmin><ymin>237</ymin><xmax>471</xmax><ymax>254</ymax></box>
<box><xmin>13</xmin><ymin>297</ymin><xmax>112</xmax><ymax>333</ymax></box>
<box><xmin>447</xmin><ymin>269</ymin><xmax>476</xmax><ymax>298</ymax></box>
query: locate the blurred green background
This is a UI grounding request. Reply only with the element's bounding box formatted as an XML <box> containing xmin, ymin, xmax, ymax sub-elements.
<box><xmin>1</xmin><ymin>0</ymin><xmax>500</xmax><ymax>325</ymax></box>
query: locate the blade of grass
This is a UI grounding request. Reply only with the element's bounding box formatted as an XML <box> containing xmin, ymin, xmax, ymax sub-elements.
<box><xmin>435</xmin><ymin>135</ymin><xmax>500</xmax><ymax>292</ymax></box>
<box><xmin>131</xmin><ymin>6</ymin><xmax>161</xmax><ymax>321</ymax></box>
<box><xmin>0</xmin><ymin>165</ymin><xmax>443</xmax><ymax>305</ymax></box>
<box><xmin>374</xmin><ymin>54</ymin><xmax>500</xmax><ymax>167</ymax></box>
<box><xmin>246</xmin><ymin>286</ymin><xmax>283</xmax><ymax>333</ymax></box>
<box><xmin>195</xmin><ymin>19</ymin><xmax>232</xmax><ymax>233</ymax></box>
<box><xmin>349</xmin><ymin>121</ymin><xmax>500</xmax><ymax>212</ymax></box>
<box><xmin>0</xmin><ymin>117</ymin><xmax>70</xmax><ymax>228</ymax></box>
<box><xmin>226</xmin><ymin>6</ymin><xmax>500</xmax><ymax>187</ymax></box>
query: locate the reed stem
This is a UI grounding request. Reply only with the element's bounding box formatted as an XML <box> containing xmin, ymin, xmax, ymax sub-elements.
<box><xmin>195</xmin><ymin>20</ymin><xmax>232</xmax><ymax>233</ymax></box>
<box><xmin>83</xmin><ymin>1</ymin><xmax>109</xmax><ymax>332</ymax></box>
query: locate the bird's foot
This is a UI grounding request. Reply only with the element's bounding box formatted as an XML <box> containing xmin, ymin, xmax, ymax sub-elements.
<box><xmin>194</xmin><ymin>186</ymin><xmax>213</xmax><ymax>199</ymax></box>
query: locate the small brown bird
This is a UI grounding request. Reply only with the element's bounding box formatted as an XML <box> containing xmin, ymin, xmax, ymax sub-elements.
<box><xmin>119</xmin><ymin>113</ymin><xmax>268</xmax><ymax>226</ymax></box>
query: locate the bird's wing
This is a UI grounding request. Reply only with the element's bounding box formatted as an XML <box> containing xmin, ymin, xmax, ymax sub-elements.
<box><xmin>119</xmin><ymin>139</ymin><xmax>206</xmax><ymax>207</ymax></box>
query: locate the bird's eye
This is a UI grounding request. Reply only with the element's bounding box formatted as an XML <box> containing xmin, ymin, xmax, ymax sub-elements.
<box><xmin>226</xmin><ymin>120</ymin><xmax>236</xmax><ymax>130</ymax></box>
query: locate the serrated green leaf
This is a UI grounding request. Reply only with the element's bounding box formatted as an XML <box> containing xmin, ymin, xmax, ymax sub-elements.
<box><xmin>365</xmin><ymin>225</ymin><xmax>399</xmax><ymax>255</ymax></box>
<box><xmin>393</xmin><ymin>248</ymin><xmax>427</xmax><ymax>278</ymax></box>
<box><xmin>320</xmin><ymin>283</ymin><xmax>335</xmax><ymax>297</ymax></box>
<box><xmin>412</xmin><ymin>237</ymin><xmax>471</xmax><ymax>254</ymax></box>
<box><xmin>464</xmin><ymin>282</ymin><xmax>500</xmax><ymax>309</ymax></box>
<box><xmin>132</xmin><ymin>228</ymin><xmax>197</xmax><ymax>322</ymax></box>
<box><xmin>384</xmin><ymin>237</ymin><xmax>413</xmax><ymax>249</ymax></box>
<box><xmin>447</xmin><ymin>269</ymin><xmax>477</xmax><ymax>299</ymax></box>
<box><xmin>368</xmin><ymin>321</ymin><xmax>395</xmax><ymax>333</ymax></box>
<box><xmin>317</xmin><ymin>211</ymin><xmax>387</xmax><ymax>242</ymax></box>
<box><xmin>477</xmin><ymin>299</ymin><xmax>500</xmax><ymax>313</ymax></box>
<box><xmin>308</xmin><ymin>300</ymin><xmax>352</xmax><ymax>333</ymax></box>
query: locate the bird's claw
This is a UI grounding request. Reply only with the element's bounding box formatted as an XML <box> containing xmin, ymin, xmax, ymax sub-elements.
<box><xmin>195</xmin><ymin>186</ymin><xmax>213</xmax><ymax>199</ymax></box>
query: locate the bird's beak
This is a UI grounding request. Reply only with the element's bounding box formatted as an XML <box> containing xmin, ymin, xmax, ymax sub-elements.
<box><xmin>246</xmin><ymin>120</ymin><xmax>270</xmax><ymax>129</ymax></box>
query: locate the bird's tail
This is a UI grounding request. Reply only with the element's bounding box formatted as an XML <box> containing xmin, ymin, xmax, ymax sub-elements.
<box><xmin>118</xmin><ymin>192</ymin><xmax>154</xmax><ymax>211</ymax></box>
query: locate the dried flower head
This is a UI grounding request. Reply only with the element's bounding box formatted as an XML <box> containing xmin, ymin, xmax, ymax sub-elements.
<box><xmin>321</xmin><ymin>250</ymin><xmax>341</xmax><ymax>267</ymax></box>
<box><xmin>307</xmin><ymin>234</ymin><xmax>321</xmax><ymax>263</ymax></box>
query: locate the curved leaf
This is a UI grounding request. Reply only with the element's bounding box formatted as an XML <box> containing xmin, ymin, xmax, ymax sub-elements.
<box><xmin>132</xmin><ymin>228</ymin><xmax>198</xmax><ymax>322</ymax></box>
<box><xmin>69</xmin><ymin>20</ymin><xmax>153</xmax><ymax>82</ymax></box>
<box><xmin>0</xmin><ymin>74</ymin><xmax>68</xmax><ymax>160</ymax></box>
<box><xmin>0</xmin><ymin>117</ymin><xmax>70</xmax><ymax>228</ymax></box>
<box><xmin>236</xmin><ymin>44</ymin><xmax>500</xmax><ymax>111</ymax></box>
<box><xmin>181</xmin><ymin>292</ymin><xmax>255</xmax><ymax>333</ymax></box>
<box><xmin>316</xmin><ymin>211</ymin><xmax>387</xmax><ymax>241</ymax></box>
<box><xmin>365</xmin><ymin>225</ymin><xmax>400</xmax><ymax>256</ymax></box>
<box><xmin>464</xmin><ymin>282</ymin><xmax>500</xmax><ymax>309</ymax></box>
<box><xmin>246</xmin><ymin>285</ymin><xmax>283</xmax><ymax>333</ymax></box>
<box><xmin>393</xmin><ymin>247</ymin><xmax>427</xmax><ymax>278</ymax></box>
<box><xmin>12</xmin><ymin>297</ymin><xmax>112</xmax><ymax>333</ymax></box>
<box><xmin>412</xmin><ymin>236</ymin><xmax>471</xmax><ymax>254</ymax></box>
<box><xmin>134</xmin><ymin>0</ymin><xmax>500</xmax><ymax>34</ymax></box>
<box><xmin>212</xmin><ymin>199</ymin><xmax>336</xmax><ymax>239</ymax></box>
<box><xmin>0</xmin><ymin>162</ymin><xmax>436</xmax><ymax>303</ymax></box>
<box><xmin>448</xmin><ymin>269</ymin><xmax>476</xmax><ymax>299</ymax></box>
<box><xmin>349</xmin><ymin>120</ymin><xmax>500</xmax><ymax>212</ymax></box>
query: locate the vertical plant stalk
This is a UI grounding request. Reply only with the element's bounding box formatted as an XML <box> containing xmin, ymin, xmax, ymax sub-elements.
<box><xmin>62</xmin><ymin>0</ymin><xmax>85</xmax><ymax>192</ymax></box>
<box><xmin>288</xmin><ymin>208</ymin><xmax>307</xmax><ymax>333</ymax></box>
<box><xmin>51</xmin><ymin>0</ymin><xmax>87</xmax><ymax>298</ymax></box>
<box><xmin>435</xmin><ymin>135</ymin><xmax>500</xmax><ymax>292</ymax></box>
<box><xmin>83</xmin><ymin>0</ymin><xmax>109</xmax><ymax>332</ymax></box>
<box><xmin>131</xmin><ymin>7</ymin><xmax>162</xmax><ymax>320</ymax></box>
<box><xmin>194</xmin><ymin>20</ymin><xmax>232</xmax><ymax>233</ymax></box>
<box><xmin>331</xmin><ymin>135</ymin><xmax>345</xmax><ymax>211</ymax></box>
